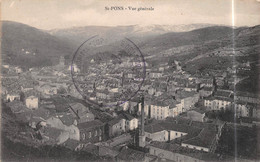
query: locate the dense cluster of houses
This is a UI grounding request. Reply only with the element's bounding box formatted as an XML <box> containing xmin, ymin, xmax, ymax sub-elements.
<box><xmin>2</xmin><ymin>55</ymin><xmax>259</xmax><ymax>161</ymax></box>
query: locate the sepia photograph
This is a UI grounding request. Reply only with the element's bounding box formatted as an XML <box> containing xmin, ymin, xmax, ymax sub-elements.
<box><xmin>1</xmin><ymin>0</ymin><xmax>260</xmax><ymax>161</ymax></box>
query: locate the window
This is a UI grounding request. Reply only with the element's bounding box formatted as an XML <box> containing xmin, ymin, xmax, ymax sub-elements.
<box><xmin>176</xmin><ymin>132</ymin><xmax>178</xmax><ymax>136</ymax></box>
<box><xmin>89</xmin><ymin>132</ymin><xmax>92</xmax><ymax>138</ymax></box>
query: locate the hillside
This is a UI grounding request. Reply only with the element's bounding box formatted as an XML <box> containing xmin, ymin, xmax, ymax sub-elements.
<box><xmin>48</xmin><ymin>24</ymin><xmax>215</xmax><ymax>46</ymax></box>
<box><xmin>1</xmin><ymin>21</ymin><xmax>75</xmax><ymax>69</ymax></box>
<box><xmin>2</xmin><ymin>21</ymin><xmax>259</xmax><ymax>76</ymax></box>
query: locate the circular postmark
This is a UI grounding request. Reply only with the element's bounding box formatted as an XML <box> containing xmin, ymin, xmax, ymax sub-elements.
<box><xmin>71</xmin><ymin>36</ymin><xmax>146</xmax><ymax>107</ymax></box>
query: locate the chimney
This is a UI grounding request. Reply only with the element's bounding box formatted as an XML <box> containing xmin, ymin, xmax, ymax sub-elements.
<box><xmin>140</xmin><ymin>96</ymin><xmax>145</xmax><ymax>136</ymax></box>
<box><xmin>139</xmin><ymin>95</ymin><xmax>146</xmax><ymax>147</ymax></box>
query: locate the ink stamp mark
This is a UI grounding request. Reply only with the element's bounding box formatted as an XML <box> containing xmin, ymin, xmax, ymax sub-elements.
<box><xmin>71</xmin><ymin>36</ymin><xmax>146</xmax><ymax>107</ymax></box>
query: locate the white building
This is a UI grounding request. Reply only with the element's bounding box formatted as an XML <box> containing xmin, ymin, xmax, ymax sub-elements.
<box><xmin>235</xmin><ymin>102</ymin><xmax>252</xmax><ymax>117</ymax></box>
<box><xmin>204</xmin><ymin>97</ymin><xmax>232</xmax><ymax>110</ymax></box>
<box><xmin>120</xmin><ymin>113</ymin><xmax>138</xmax><ymax>131</ymax></box>
<box><xmin>68</xmin><ymin>64</ymin><xmax>80</xmax><ymax>73</ymax></box>
<box><xmin>138</xmin><ymin>99</ymin><xmax>182</xmax><ymax>120</ymax></box>
<box><xmin>6</xmin><ymin>93</ymin><xmax>20</xmax><ymax>102</ymax></box>
<box><xmin>26</xmin><ymin>96</ymin><xmax>39</xmax><ymax>109</ymax></box>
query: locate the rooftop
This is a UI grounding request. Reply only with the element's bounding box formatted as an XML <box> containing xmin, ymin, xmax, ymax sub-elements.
<box><xmin>78</xmin><ymin>119</ymin><xmax>104</xmax><ymax>130</ymax></box>
<box><xmin>116</xmin><ymin>147</ymin><xmax>145</xmax><ymax>161</ymax></box>
<box><xmin>144</xmin><ymin>121</ymin><xmax>201</xmax><ymax>135</ymax></box>
<box><xmin>182</xmin><ymin>128</ymin><xmax>217</xmax><ymax>148</ymax></box>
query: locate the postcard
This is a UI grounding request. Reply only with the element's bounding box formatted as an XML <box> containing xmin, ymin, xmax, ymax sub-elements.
<box><xmin>1</xmin><ymin>0</ymin><xmax>260</xmax><ymax>161</ymax></box>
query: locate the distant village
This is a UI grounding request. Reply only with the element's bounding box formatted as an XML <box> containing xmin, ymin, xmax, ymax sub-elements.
<box><xmin>2</xmin><ymin>54</ymin><xmax>259</xmax><ymax>161</ymax></box>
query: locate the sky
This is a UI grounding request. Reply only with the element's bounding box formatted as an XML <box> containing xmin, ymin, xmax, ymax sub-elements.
<box><xmin>2</xmin><ymin>0</ymin><xmax>260</xmax><ymax>30</ymax></box>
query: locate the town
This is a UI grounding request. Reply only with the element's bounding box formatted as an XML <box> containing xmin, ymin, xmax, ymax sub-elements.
<box><xmin>2</xmin><ymin>50</ymin><xmax>259</xmax><ymax>161</ymax></box>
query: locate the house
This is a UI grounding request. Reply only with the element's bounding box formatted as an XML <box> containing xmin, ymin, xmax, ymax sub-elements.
<box><xmin>148</xmin><ymin>141</ymin><xmax>225</xmax><ymax>162</ymax></box>
<box><xmin>187</xmin><ymin>109</ymin><xmax>206</xmax><ymax>122</ymax></box>
<box><xmin>69</xmin><ymin>103</ymin><xmax>95</xmax><ymax>123</ymax></box>
<box><xmin>200</xmin><ymin>77</ymin><xmax>214</xmax><ymax>88</ymax></box>
<box><xmin>29</xmin><ymin>108</ymin><xmax>52</xmax><ymax>129</ymax></box>
<box><xmin>120</xmin><ymin>101</ymin><xmax>130</xmax><ymax>111</ymax></box>
<box><xmin>25</xmin><ymin>96</ymin><xmax>39</xmax><ymax>109</ymax></box>
<box><xmin>234</xmin><ymin>91</ymin><xmax>259</xmax><ymax>104</ymax></box>
<box><xmin>68</xmin><ymin>64</ymin><xmax>80</xmax><ymax>73</ymax></box>
<box><xmin>107</xmin><ymin>117</ymin><xmax>126</xmax><ymax>137</ymax></box>
<box><xmin>14</xmin><ymin>66</ymin><xmax>22</xmax><ymax>73</ymax></box>
<box><xmin>137</xmin><ymin>97</ymin><xmax>183</xmax><ymax>120</ymax></box>
<box><xmin>63</xmin><ymin>138</ymin><xmax>82</xmax><ymax>151</ymax></box>
<box><xmin>78</xmin><ymin>120</ymin><xmax>105</xmax><ymax>143</ymax></box>
<box><xmin>46</xmin><ymin>115</ymin><xmax>80</xmax><ymax>141</ymax></box>
<box><xmin>148</xmin><ymin>71</ymin><xmax>163</xmax><ymax>78</ymax></box>
<box><xmin>214</xmin><ymin>89</ymin><xmax>233</xmax><ymax>99</ymax></box>
<box><xmin>176</xmin><ymin>91</ymin><xmax>200</xmax><ymax>112</ymax></box>
<box><xmin>41</xmin><ymin>126</ymin><xmax>68</xmax><ymax>144</ymax></box>
<box><xmin>144</xmin><ymin>122</ymin><xmax>201</xmax><ymax>142</ymax></box>
<box><xmin>199</xmin><ymin>86</ymin><xmax>213</xmax><ymax>98</ymax></box>
<box><xmin>21</xmin><ymin>83</ymin><xmax>34</xmax><ymax>92</ymax></box>
<box><xmin>184</xmin><ymin>84</ymin><xmax>198</xmax><ymax>92</ymax></box>
<box><xmin>234</xmin><ymin>101</ymin><xmax>254</xmax><ymax>117</ymax></box>
<box><xmin>204</xmin><ymin>96</ymin><xmax>232</xmax><ymax>110</ymax></box>
<box><xmin>252</xmin><ymin>107</ymin><xmax>260</xmax><ymax>119</ymax></box>
<box><xmin>145</xmin><ymin>119</ymin><xmax>224</xmax><ymax>154</ymax></box>
<box><xmin>116</xmin><ymin>147</ymin><xmax>147</xmax><ymax>162</ymax></box>
<box><xmin>96</xmin><ymin>90</ymin><xmax>111</xmax><ymax>100</ymax></box>
<box><xmin>119</xmin><ymin>113</ymin><xmax>138</xmax><ymax>131</ymax></box>
<box><xmin>181</xmin><ymin>127</ymin><xmax>217</xmax><ymax>152</ymax></box>
<box><xmin>6</xmin><ymin>92</ymin><xmax>20</xmax><ymax>102</ymax></box>
<box><xmin>149</xmin><ymin>101</ymin><xmax>171</xmax><ymax>120</ymax></box>
<box><xmin>169</xmin><ymin>101</ymin><xmax>183</xmax><ymax>117</ymax></box>
<box><xmin>39</xmin><ymin>84</ymin><xmax>58</xmax><ymax>96</ymax></box>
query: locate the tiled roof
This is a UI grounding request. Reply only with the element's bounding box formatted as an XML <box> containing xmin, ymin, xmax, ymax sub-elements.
<box><xmin>177</xmin><ymin>91</ymin><xmax>198</xmax><ymax>99</ymax></box>
<box><xmin>63</xmin><ymin>139</ymin><xmax>80</xmax><ymax>150</ymax></box>
<box><xmin>32</xmin><ymin>108</ymin><xmax>51</xmax><ymax>120</ymax></box>
<box><xmin>144</xmin><ymin>121</ymin><xmax>201</xmax><ymax>134</ymax></box>
<box><xmin>182</xmin><ymin>128</ymin><xmax>216</xmax><ymax>148</ymax></box>
<box><xmin>116</xmin><ymin>147</ymin><xmax>145</xmax><ymax>161</ymax></box>
<box><xmin>119</xmin><ymin>112</ymin><xmax>135</xmax><ymax>121</ymax></box>
<box><xmin>24</xmin><ymin>90</ymin><xmax>40</xmax><ymax>98</ymax></box>
<box><xmin>201</xmin><ymin>86</ymin><xmax>212</xmax><ymax>91</ymax></box>
<box><xmin>214</xmin><ymin>90</ymin><xmax>232</xmax><ymax>98</ymax></box>
<box><xmin>57</xmin><ymin>113</ymin><xmax>75</xmax><ymax>126</ymax></box>
<box><xmin>144</xmin><ymin>123</ymin><xmax>165</xmax><ymax>133</ymax></box>
<box><xmin>149</xmin><ymin>141</ymin><xmax>198</xmax><ymax>154</ymax></box>
<box><xmin>236</xmin><ymin>91</ymin><xmax>258</xmax><ymax>98</ymax></box>
<box><xmin>43</xmin><ymin>126</ymin><xmax>63</xmax><ymax>140</ymax></box>
<box><xmin>78</xmin><ymin>119</ymin><xmax>104</xmax><ymax>130</ymax></box>
<box><xmin>149</xmin><ymin>141</ymin><xmax>231</xmax><ymax>161</ymax></box>
<box><xmin>108</xmin><ymin>116</ymin><xmax>125</xmax><ymax>126</ymax></box>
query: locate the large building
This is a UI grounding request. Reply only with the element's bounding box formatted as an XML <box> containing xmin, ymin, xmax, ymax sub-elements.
<box><xmin>204</xmin><ymin>96</ymin><xmax>232</xmax><ymax>110</ymax></box>
<box><xmin>78</xmin><ymin>120</ymin><xmax>105</xmax><ymax>143</ymax></box>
